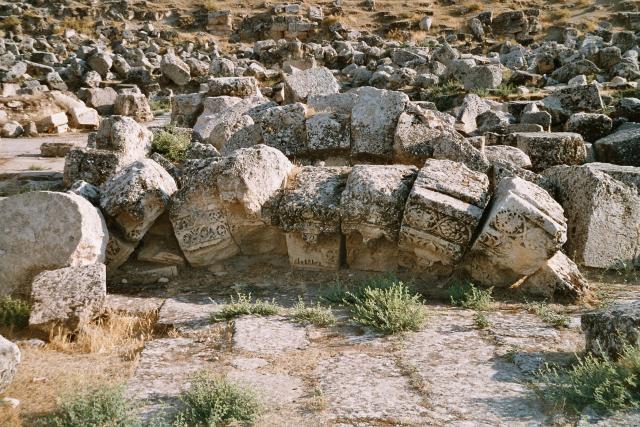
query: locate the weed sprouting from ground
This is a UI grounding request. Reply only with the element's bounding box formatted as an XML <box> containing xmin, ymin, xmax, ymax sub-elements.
<box><xmin>289</xmin><ymin>298</ymin><xmax>336</xmax><ymax>327</ymax></box>
<box><xmin>321</xmin><ymin>275</ymin><xmax>396</xmax><ymax>304</ymax></box>
<box><xmin>448</xmin><ymin>282</ymin><xmax>494</xmax><ymax>311</ymax></box>
<box><xmin>525</xmin><ymin>301</ymin><xmax>570</xmax><ymax>328</ymax></box>
<box><xmin>151</xmin><ymin>126</ymin><xmax>190</xmax><ymax>163</ymax></box>
<box><xmin>536</xmin><ymin>344</ymin><xmax>640</xmax><ymax>414</ymax></box>
<box><xmin>212</xmin><ymin>293</ymin><xmax>280</xmax><ymax>321</ymax></box>
<box><xmin>173</xmin><ymin>370</ymin><xmax>260</xmax><ymax>426</ymax></box>
<box><xmin>473</xmin><ymin>312</ymin><xmax>490</xmax><ymax>329</ymax></box>
<box><xmin>0</xmin><ymin>296</ymin><xmax>31</xmax><ymax>330</ymax></box>
<box><xmin>345</xmin><ymin>281</ymin><xmax>427</xmax><ymax>334</ymax></box>
<box><xmin>149</xmin><ymin>98</ymin><xmax>171</xmax><ymax>115</ymax></box>
<box><xmin>36</xmin><ymin>384</ymin><xmax>138</xmax><ymax>427</ymax></box>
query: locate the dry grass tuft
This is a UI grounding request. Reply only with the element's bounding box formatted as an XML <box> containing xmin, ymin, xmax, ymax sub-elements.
<box><xmin>47</xmin><ymin>309</ymin><xmax>157</xmax><ymax>359</ymax></box>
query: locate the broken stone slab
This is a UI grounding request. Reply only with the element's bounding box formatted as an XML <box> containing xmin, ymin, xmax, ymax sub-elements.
<box><xmin>40</xmin><ymin>142</ymin><xmax>75</xmax><ymax>158</ymax></box>
<box><xmin>69</xmin><ymin>106</ymin><xmax>100</xmax><ymax>129</ymax></box>
<box><xmin>81</xmin><ymin>87</ymin><xmax>118</xmax><ymax>115</ymax></box>
<box><xmin>206</xmin><ymin>97</ymin><xmax>275</xmax><ymax>150</ymax></box>
<box><xmin>398</xmin><ymin>159</ymin><xmax>490</xmax><ymax>276</ymax></box>
<box><xmin>169</xmin><ymin>159</ymin><xmax>239</xmax><ymax>267</ymax></box>
<box><xmin>565</xmin><ymin>112</ymin><xmax>612</xmax><ymax>143</ymax></box>
<box><xmin>192</xmin><ymin>96</ymin><xmax>242</xmax><ymax>141</ymax></box>
<box><xmin>542</xmin><ymin>83</ymin><xmax>604</xmax><ymax>124</ymax></box>
<box><xmin>305</xmin><ymin>112</ymin><xmax>350</xmax><ymax>157</ymax></box>
<box><xmin>0</xmin><ymin>191</ymin><xmax>108</xmax><ymax>296</ymax></box>
<box><xmin>275</xmin><ymin>166</ymin><xmax>350</xmax><ymax>271</ymax></box>
<box><xmin>29</xmin><ymin>263</ymin><xmax>106</xmax><ymax>333</ymax></box>
<box><xmin>593</xmin><ymin>122</ymin><xmax>640</xmax><ymax>167</ymax></box>
<box><xmin>520</xmin><ymin>251</ymin><xmax>589</xmax><ymax>301</ymax></box>
<box><xmin>233</xmin><ymin>316</ymin><xmax>309</xmax><ymax>355</ymax></box>
<box><xmin>136</xmin><ymin>213</ymin><xmax>185</xmax><ymax>266</ymax></box>
<box><xmin>485</xmin><ymin>145</ymin><xmax>532</xmax><ymax>169</ymax></box>
<box><xmin>456</xmin><ymin>93</ymin><xmax>491</xmax><ymax>135</ymax></box>
<box><xmin>463</xmin><ymin>64</ymin><xmax>503</xmax><ymax>91</ymax></box>
<box><xmin>316</xmin><ymin>352</ymin><xmax>428</xmax><ymax>424</ymax></box>
<box><xmin>340</xmin><ymin>165</ymin><xmax>417</xmax><ymax>272</ymax></box>
<box><xmin>542</xmin><ymin>164</ymin><xmax>640</xmax><ymax>269</ymax></box>
<box><xmin>160</xmin><ymin>53</ymin><xmax>191</xmax><ymax>86</ymax></box>
<box><xmin>95</xmin><ymin>115</ymin><xmax>153</xmax><ymax>162</ymax></box>
<box><xmin>105</xmin><ymin>232</ymin><xmax>137</xmax><ymax>272</ymax></box>
<box><xmin>258</xmin><ymin>103</ymin><xmax>307</xmax><ymax>156</ymax></box>
<box><xmin>63</xmin><ymin>148</ymin><xmax>127</xmax><ymax>189</ymax></box>
<box><xmin>157</xmin><ymin>295</ymin><xmax>221</xmax><ymax>334</ymax></box>
<box><xmin>37</xmin><ymin>111</ymin><xmax>68</xmax><ymax>133</ymax></box>
<box><xmin>0</xmin><ymin>335</ymin><xmax>20</xmax><ymax>393</ymax></box>
<box><xmin>582</xmin><ymin>301</ymin><xmax>640</xmax><ymax>359</ymax></box>
<box><xmin>350</xmin><ymin>86</ymin><xmax>409</xmax><ymax>161</ymax></box>
<box><xmin>170</xmin><ymin>93</ymin><xmax>204</xmax><ymax>128</ymax></box>
<box><xmin>227</xmin><ymin>369</ymin><xmax>305</xmax><ymax>405</ymax></box>
<box><xmin>100</xmin><ymin>159</ymin><xmax>177</xmax><ymax>243</ymax></box>
<box><xmin>515</xmin><ymin>132</ymin><xmax>586</xmax><ymax>172</ymax></box>
<box><xmin>216</xmin><ymin>145</ymin><xmax>293</xmax><ymax>256</ymax></box>
<box><xmin>466</xmin><ymin>176</ymin><xmax>567</xmax><ymax>286</ymax></box>
<box><xmin>283</xmin><ymin>66</ymin><xmax>339</xmax><ymax>103</ymax></box>
<box><xmin>207</xmin><ymin>77</ymin><xmax>261</xmax><ymax>98</ymax></box>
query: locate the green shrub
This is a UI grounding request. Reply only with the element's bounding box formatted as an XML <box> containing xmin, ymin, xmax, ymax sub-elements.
<box><xmin>173</xmin><ymin>371</ymin><xmax>260</xmax><ymax>426</ymax></box>
<box><xmin>37</xmin><ymin>384</ymin><xmax>138</xmax><ymax>427</ymax></box>
<box><xmin>212</xmin><ymin>293</ymin><xmax>280</xmax><ymax>321</ymax></box>
<box><xmin>345</xmin><ymin>281</ymin><xmax>427</xmax><ymax>334</ymax></box>
<box><xmin>289</xmin><ymin>298</ymin><xmax>336</xmax><ymax>327</ymax></box>
<box><xmin>322</xmin><ymin>275</ymin><xmax>396</xmax><ymax>305</ymax></box>
<box><xmin>448</xmin><ymin>282</ymin><xmax>494</xmax><ymax>311</ymax></box>
<box><xmin>473</xmin><ymin>312</ymin><xmax>490</xmax><ymax>329</ymax></box>
<box><xmin>151</xmin><ymin>126</ymin><xmax>190</xmax><ymax>163</ymax></box>
<box><xmin>525</xmin><ymin>301</ymin><xmax>570</xmax><ymax>328</ymax></box>
<box><xmin>536</xmin><ymin>344</ymin><xmax>640</xmax><ymax>413</ymax></box>
<box><xmin>149</xmin><ymin>99</ymin><xmax>171</xmax><ymax>114</ymax></box>
<box><xmin>0</xmin><ymin>297</ymin><xmax>31</xmax><ymax>329</ymax></box>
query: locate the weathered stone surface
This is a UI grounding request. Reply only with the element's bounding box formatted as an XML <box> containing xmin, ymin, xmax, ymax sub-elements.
<box><xmin>207</xmin><ymin>77</ymin><xmax>261</xmax><ymax>98</ymax></box>
<box><xmin>170</xmin><ymin>93</ymin><xmax>204</xmax><ymax>127</ymax></box>
<box><xmin>283</xmin><ymin>66</ymin><xmax>339</xmax><ymax>103</ymax></box>
<box><xmin>351</xmin><ymin>87</ymin><xmax>408</xmax><ymax>161</ymax></box>
<box><xmin>305</xmin><ymin>112</ymin><xmax>350</xmax><ymax>156</ymax></box>
<box><xmin>466</xmin><ymin>177</ymin><xmax>567</xmax><ymax>286</ymax></box>
<box><xmin>205</xmin><ymin>97</ymin><xmax>274</xmax><ymax>150</ymax></box>
<box><xmin>542</xmin><ymin>84</ymin><xmax>604</xmax><ymax>124</ymax></box>
<box><xmin>233</xmin><ymin>316</ymin><xmax>309</xmax><ymax>355</ymax></box>
<box><xmin>582</xmin><ymin>301</ymin><xmax>640</xmax><ymax>359</ymax></box>
<box><xmin>520</xmin><ymin>252</ymin><xmax>589</xmax><ymax>301</ymax></box>
<box><xmin>192</xmin><ymin>96</ymin><xmax>241</xmax><ymax>141</ymax></box>
<box><xmin>463</xmin><ymin>65</ymin><xmax>503</xmax><ymax>90</ymax></box>
<box><xmin>341</xmin><ymin>165</ymin><xmax>417</xmax><ymax>271</ymax></box>
<box><xmin>542</xmin><ymin>164</ymin><xmax>640</xmax><ymax>269</ymax></box>
<box><xmin>160</xmin><ymin>54</ymin><xmax>191</xmax><ymax>86</ymax></box>
<box><xmin>29</xmin><ymin>264</ymin><xmax>106</xmax><ymax>332</ymax></box>
<box><xmin>593</xmin><ymin>122</ymin><xmax>640</xmax><ymax>167</ymax></box>
<box><xmin>259</xmin><ymin>103</ymin><xmax>307</xmax><ymax>156</ymax></box>
<box><xmin>515</xmin><ymin>132</ymin><xmax>586</xmax><ymax>172</ymax></box>
<box><xmin>317</xmin><ymin>352</ymin><xmax>428</xmax><ymax>424</ymax></box>
<box><xmin>399</xmin><ymin>160</ymin><xmax>490</xmax><ymax>275</ymax></box>
<box><xmin>114</xmin><ymin>94</ymin><xmax>154</xmax><ymax>123</ymax></box>
<box><xmin>137</xmin><ymin>213</ymin><xmax>185</xmax><ymax>266</ymax></box>
<box><xmin>95</xmin><ymin>115</ymin><xmax>153</xmax><ymax>161</ymax></box>
<box><xmin>100</xmin><ymin>159</ymin><xmax>177</xmax><ymax>243</ymax></box>
<box><xmin>0</xmin><ymin>192</ymin><xmax>108</xmax><ymax>296</ymax></box>
<box><xmin>565</xmin><ymin>112</ymin><xmax>612</xmax><ymax>143</ymax></box>
<box><xmin>169</xmin><ymin>159</ymin><xmax>239</xmax><ymax>267</ymax></box>
<box><xmin>276</xmin><ymin>166</ymin><xmax>350</xmax><ymax>270</ymax></box>
<box><xmin>217</xmin><ymin>145</ymin><xmax>293</xmax><ymax>255</ymax></box>
<box><xmin>0</xmin><ymin>335</ymin><xmax>20</xmax><ymax>393</ymax></box>
<box><xmin>485</xmin><ymin>145</ymin><xmax>532</xmax><ymax>169</ymax></box>
<box><xmin>456</xmin><ymin>93</ymin><xmax>490</xmax><ymax>134</ymax></box>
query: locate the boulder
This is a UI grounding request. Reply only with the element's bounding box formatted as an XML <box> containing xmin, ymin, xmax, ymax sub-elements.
<box><xmin>463</xmin><ymin>65</ymin><xmax>503</xmax><ymax>91</ymax></box>
<box><xmin>275</xmin><ymin>167</ymin><xmax>350</xmax><ymax>271</ymax></box>
<box><xmin>466</xmin><ymin>177</ymin><xmax>567</xmax><ymax>286</ymax></box>
<box><xmin>82</xmin><ymin>87</ymin><xmax>118</xmax><ymax>115</ymax></box>
<box><xmin>582</xmin><ymin>301</ymin><xmax>640</xmax><ymax>359</ymax></box>
<box><xmin>456</xmin><ymin>94</ymin><xmax>490</xmax><ymax>134</ymax></box>
<box><xmin>0</xmin><ymin>192</ymin><xmax>108</xmax><ymax>296</ymax></box>
<box><xmin>485</xmin><ymin>145</ymin><xmax>532</xmax><ymax>169</ymax></box>
<box><xmin>542</xmin><ymin>83</ymin><xmax>604</xmax><ymax>124</ymax></box>
<box><xmin>593</xmin><ymin>122</ymin><xmax>640</xmax><ymax>166</ymax></box>
<box><xmin>351</xmin><ymin>87</ymin><xmax>408</xmax><ymax>161</ymax></box>
<box><xmin>259</xmin><ymin>103</ymin><xmax>307</xmax><ymax>156</ymax></box>
<box><xmin>305</xmin><ymin>112</ymin><xmax>351</xmax><ymax>157</ymax></box>
<box><xmin>29</xmin><ymin>264</ymin><xmax>106</xmax><ymax>333</ymax></box>
<box><xmin>398</xmin><ymin>160</ymin><xmax>490</xmax><ymax>277</ymax></box>
<box><xmin>515</xmin><ymin>132</ymin><xmax>586</xmax><ymax>172</ymax></box>
<box><xmin>100</xmin><ymin>159</ymin><xmax>177</xmax><ymax>243</ymax></box>
<box><xmin>0</xmin><ymin>335</ymin><xmax>20</xmax><ymax>393</ymax></box>
<box><xmin>520</xmin><ymin>251</ymin><xmax>589</xmax><ymax>301</ymax></box>
<box><xmin>170</xmin><ymin>93</ymin><xmax>204</xmax><ymax>127</ymax></box>
<box><xmin>169</xmin><ymin>159</ymin><xmax>239</xmax><ymax>267</ymax></box>
<box><xmin>542</xmin><ymin>164</ymin><xmax>640</xmax><ymax>269</ymax></box>
<box><xmin>208</xmin><ymin>77</ymin><xmax>261</xmax><ymax>98</ymax></box>
<box><xmin>114</xmin><ymin>93</ymin><xmax>154</xmax><ymax>123</ymax></box>
<box><xmin>87</xmin><ymin>52</ymin><xmax>113</xmax><ymax>77</ymax></box>
<box><xmin>94</xmin><ymin>116</ymin><xmax>153</xmax><ymax>162</ymax></box>
<box><xmin>341</xmin><ymin>165</ymin><xmax>418</xmax><ymax>271</ymax></box>
<box><xmin>565</xmin><ymin>112</ymin><xmax>612</xmax><ymax>143</ymax></box>
<box><xmin>192</xmin><ymin>96</ymin><xmax>242</xmax><ymax>141</ymax></box>
<box><xmin>283</xmin><ymin>66</ymin><xmax>340</xmax><ymax>103</ymax></box>
<box><xmin>161</xmin><ymin>54</ymin><xmax>191</xmax><ymax>86</ymax></box>
<box><xmin>216</xmin><ymin>145</ymin><xmax>293</xmax><ymax>255</ymax></box>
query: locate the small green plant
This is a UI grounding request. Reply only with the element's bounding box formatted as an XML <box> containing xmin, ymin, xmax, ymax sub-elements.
<box><xmin>173</xmin><ymin>370</ymin><xmax>260</xmax><ymax>426</ymax></box>
<box><xmin>0</xmin><ymin>296</ymin><xmax>30</xmax><ymax>329</ymax></box>
<box><xmin>212</xmin><ymin>293</ymin><xmax>280</xmax><ymax>321</ymax></box>
<box><xmin>525</xmin><ymin>301</ymin><xmax>570</xmax><ymax>328</ymax></box>
<box><xmin>448</xmin><ymin>282</ymin><xmax>494</xmax><ymax>311</ymax></box>
<box><xmin>37</xmin><ymin>384</ymin><xmax>138</xmax><ymax>427</ymax></box>
<box><xmin>345</xmin><ymin>281</ymin><xmax>427</xmax><ymax>334</ymax></box>
<box><xmin>151</xmin><ymin>126</ymin><xmax>190</xmax><ymax>163</ymax></box>
<box><xmin>494</xmin><ymin>83</ymin><xmax>517</xmax><ymax>98</ymax></box>
<box><xmin>536</xmin><ymin>344</ymin><xmax>640</xmax><ymax>414</ymax></box>
<box><xmin>28</xmin><ymin>164</ymin><xmax>45</xmax><ymax>171</ymax></box>
<box><xmin>322</xmin><ymin>275</ymin><xmax>396</xmax><ymax>305</ymax></box>
<box><xmin>473</xmin><ymin>312</ymin><xmax>490</xmax><ymax>329</ymax></box>
<box><xmin>289</xmin><ymin>298</ymin><xmax>336</xmax><ymax>327</ymax></box>
<box><xmin>149</xmin><ymin>98</ymin><xmax>171</xmax><ymax>115</ymax></box>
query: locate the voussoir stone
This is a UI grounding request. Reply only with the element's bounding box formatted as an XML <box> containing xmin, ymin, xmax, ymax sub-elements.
<box><xmin>340</xmin><ymin>165</ymin><xmax>418</xmax><ymax>272</ymax></box>
<box><xmin>0</xmin><ymin>191</ymin><xmax>108</xmax><ymax>296</ymax></box>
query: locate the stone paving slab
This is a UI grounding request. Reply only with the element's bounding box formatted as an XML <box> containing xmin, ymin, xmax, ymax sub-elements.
<box><xmin>233</xmin><ymin>315</ymin><xmax>310</xmax><ymax>355</ymax></box>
